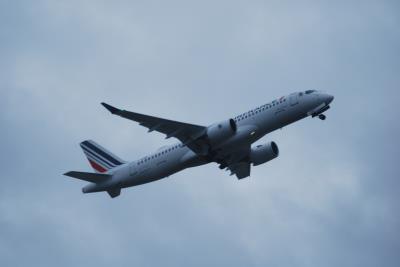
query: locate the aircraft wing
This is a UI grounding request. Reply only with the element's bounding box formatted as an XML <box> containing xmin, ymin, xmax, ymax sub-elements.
<box><xmin>101</xmin><ymin>103</ymin><xmax>207</xmax><ymax>153</ymax></box>
<box><xmin>216</xmin><ymin>145</ymin><xmax>252</xmax><ymax>179</ymax></box>
<box><xmin>226</xmin><ymin>161</ymin><xmax>251</xmax><ymax>179</ymax></box>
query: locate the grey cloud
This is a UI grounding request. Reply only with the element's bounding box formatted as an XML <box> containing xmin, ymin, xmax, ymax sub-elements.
<box><xmin>0</xmin><ymin>0</ymin><xmax>399</xmax><ymax>266</ymax></box>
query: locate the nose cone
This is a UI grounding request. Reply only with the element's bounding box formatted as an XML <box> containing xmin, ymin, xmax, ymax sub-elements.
<box><xmin>323</xmin><ymin>94</ymin><xmax>334</xmax><ymax>104</ymax></box>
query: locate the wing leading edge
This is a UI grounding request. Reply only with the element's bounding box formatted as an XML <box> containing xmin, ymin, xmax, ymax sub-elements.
<box><xmin>101</xmin><ymin>103</ymin><xmax>207</xmax><ymax>154</ymax></box>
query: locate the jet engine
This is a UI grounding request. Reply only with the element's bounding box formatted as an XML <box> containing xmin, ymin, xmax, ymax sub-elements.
<box><xmin>206</xmin><ymin>119</ymin><xmax>237</xmax><ymax>146</ymax></box>
<box><xmin>250</xmin><ymin>142</ymin><xmax>279</xmax><ymax>166</ymax></box>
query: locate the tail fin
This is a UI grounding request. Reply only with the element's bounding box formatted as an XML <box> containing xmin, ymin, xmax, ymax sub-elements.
<box><xmin>80</xmin><ymin>140</ymin><xmax>126</xmax><ymax>173</ymax></box>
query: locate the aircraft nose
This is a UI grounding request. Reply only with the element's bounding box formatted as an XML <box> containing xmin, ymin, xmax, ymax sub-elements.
<box><xmin>322</xmin><ymin>93</ymin><xmax>334</xmax><ymax>104</ymax></box>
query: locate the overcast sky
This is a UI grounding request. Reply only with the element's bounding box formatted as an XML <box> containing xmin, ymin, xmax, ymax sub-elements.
<box><xmin>0</xmin><ymin>1</ymin><xmax>399</xmax><ymax>266</ymax></box>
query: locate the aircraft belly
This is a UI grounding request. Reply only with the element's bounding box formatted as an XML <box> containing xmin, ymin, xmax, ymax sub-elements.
<box><xmin>180</xmin><ymin>149</ymin><xmax>207</xmax><ymax>168</ymax></box>
<box><xmin>122</xmin><ymin>150</ymin><xmax>194</xmax><ymax>188</ymax></box>
<box><xmin>262</xmin><ymin>105</ymin><xmax>307</xmax><ymax>132</ymax></box>
<box><xmin>123</xmin><ymin>167</ymin><xmax>165</xmax><ymax>187</ymax></box>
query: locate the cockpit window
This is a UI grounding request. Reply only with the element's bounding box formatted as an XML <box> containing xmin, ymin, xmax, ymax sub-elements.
<box><xmin>305</xmin><ymin>90</ymin><xmax>316</xmax><ymax>94</ymax></box>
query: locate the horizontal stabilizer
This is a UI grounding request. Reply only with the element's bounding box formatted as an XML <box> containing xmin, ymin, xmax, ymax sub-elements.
<box><xmin>64</xmin><ymin>171</ymin><xmax>111</xmax><ymax>183</ymax></box>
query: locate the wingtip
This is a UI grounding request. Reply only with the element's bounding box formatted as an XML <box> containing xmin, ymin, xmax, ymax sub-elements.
<box><xmin>101</xmin><ymin>102</ymin><xmax>120</xmax><ymax>114</ymax></box>
<box><xmin>63</xmin><ymin>171</ymin><xmax>73</xmax><ymax>177</ymax></box>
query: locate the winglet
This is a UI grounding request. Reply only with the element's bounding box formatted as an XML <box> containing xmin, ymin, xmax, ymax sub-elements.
<box><xmin>101</xmin><ymin>102</ymin><xmax>121</xmax><ymax>115</ymax></box>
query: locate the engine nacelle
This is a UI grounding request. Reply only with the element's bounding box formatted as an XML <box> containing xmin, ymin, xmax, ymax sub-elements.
<box><xmin>206</xmin><ymin>119</ymin><xmax>237</xmax><ymax>146</ymax></box>
<box><xmin>250</xmin><ymin>142</ymin><xmax>279</xmax><ymax>166</ymax></box>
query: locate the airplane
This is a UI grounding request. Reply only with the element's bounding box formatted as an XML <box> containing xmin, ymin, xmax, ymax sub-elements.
<box><xmin>64</xmin><ymin>90</ymin><xmax>334</xmax><ymax>198</ymax></box>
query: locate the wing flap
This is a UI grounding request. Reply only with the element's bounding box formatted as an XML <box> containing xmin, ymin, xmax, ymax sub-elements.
<box><xmin>214</xmin><ymin>145</ymin><xmax>251</xmax><ymax>179</ymax></box>
<box><xmin>227</xmin><ymin>162</ymin><xmax>251</xmax><ymax>179</ymax></box>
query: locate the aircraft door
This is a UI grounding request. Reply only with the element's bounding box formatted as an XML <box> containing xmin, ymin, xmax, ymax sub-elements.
<box><xmin>129</xmin><ymin>163</ymin><xmax>138</xmax><ymax>177</ymax></box>
<box><xmin>281</xmin><ymin>96</ymin><xmax>288</xmax><ymax>109</ymax></box>
<box><xmin>290</xmin><ymin>93</ymin><xmax>299</xmax><ymax>106</ymax></box>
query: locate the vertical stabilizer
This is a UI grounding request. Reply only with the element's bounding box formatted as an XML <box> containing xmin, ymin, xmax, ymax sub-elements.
<box><xmin>80</xmin><ymin>140</ymin><xmax>126</xmax><ymax>173</ymax></box>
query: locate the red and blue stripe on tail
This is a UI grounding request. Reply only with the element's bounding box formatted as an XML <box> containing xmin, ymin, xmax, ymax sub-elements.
<box><xmin>80</xmin><ymin>140</ymin><xmax>126</xmax><ymax>173</ymax></box>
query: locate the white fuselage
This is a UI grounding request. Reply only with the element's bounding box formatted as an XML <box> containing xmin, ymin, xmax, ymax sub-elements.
<box><xmin>83</xmin><ymin>91</ymin><xmax>333</xmax><ymax>193</ymax></box>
